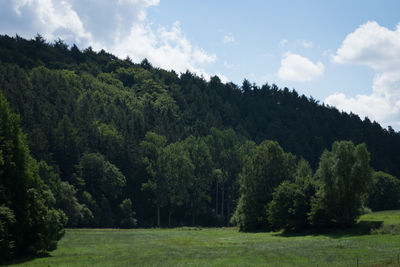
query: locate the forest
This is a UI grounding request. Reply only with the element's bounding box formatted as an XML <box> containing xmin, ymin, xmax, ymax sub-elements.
<box><xmin>1</xmin><ymin>34</ymin><xmax>400</xmax><ymax>261</ymax></box>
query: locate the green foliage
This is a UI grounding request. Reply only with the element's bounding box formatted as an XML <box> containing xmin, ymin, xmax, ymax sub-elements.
<box><xmin>267</xmin><ymin>176</ymin><xmax>317</xmax><ymax>232</ymax></box>
<box><xmin>205</xmin><ymin>128</ymin><xmax>242</xmax><ymax>225</ymax></box>
<box><xmin>75</xmin><ymin>153</ymin><xmax>126</xmax><ymax>227</ymax></box>
<box><xmin>54</xmin><ymin>115</ymin><xmax>81</xmax><ymax>179</ymax></box>
<box><xmin>367</xmin><ymin>171</ymin><xmax>400</xmax><ymax>211</ymax></box>
<box><xmin>0</xmin><ymin>35</ymin><xmax>399</xmax><ymax>232</ymax></box>
<box><xmin>141</xmin><ymin>132</ymin><xmax>168</xmax><ymax>226</ymax></box>
<box><xmin>182</xmin><ymin>135</ymin><xmax>213</xmax><ymax>225</ymax></box>
<box><xmin>0</xmin><ymin>92</ymin><xmax>66</xmax><ymax>261</ymax></box>
<box><xmin>119</xmin><ymin>198</ymin><xmax>137</xmax><ymax>228</ymax></box>
<box><xmin>233</xmin><ymin>140</ymin><xmax>296</xmax><ymax>231</ymax></box>
<box><xmin>266</xmin><ymin>158</ymin><xmax>315</xmax><ymax>232</ymax></box>
<box><xmin>295</xmin><ymin>157</ymin><xmax>313</xmax><ymax>179</ymax></box>
<box><xmin>142</xmin><ymin>132</ymin><xmax>203</xmax><ymax>226</ymax></box>
<box><xmin>160</xmin><ymin>141</ymin><xmax>194</xmax><ymax>226</ymax></box>
<box><xmin>0</xmin><ymin>205</ymin><xmax>16</xmax><ymax>260</ymax></box>
<box><xmin>38</xmin><ymin>160</ymin><xmax>89</xmax><ymax>227</ymax></box>
<box><xmin>311</xmin><ymin>141</ymin><xmax>373</xmax><ymax>228</ymax></box>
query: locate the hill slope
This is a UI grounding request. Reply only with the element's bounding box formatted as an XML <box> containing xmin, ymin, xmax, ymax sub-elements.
<box><xmin>1</xmin><ymin>34</ymin><xmax>399</xmax><ymax>227</ymax></box>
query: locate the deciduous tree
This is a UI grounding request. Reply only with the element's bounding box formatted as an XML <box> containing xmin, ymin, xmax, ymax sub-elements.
<box><xmin>311</xmin><ymin>141</ymin><xmax>373</xmax><ymax>227</ymax></box>
<box><xmin>232</xmin><ymin>140</ymin><xmax>296</xmax><ymax>231</ymax></box>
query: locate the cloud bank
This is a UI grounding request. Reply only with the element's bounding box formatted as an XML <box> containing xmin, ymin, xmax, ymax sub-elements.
<box><xmin>2</xmin><ymin>0</ymin><xmax>216</xmax><ymax>77</ymax></box>
<box><xmin>326</xmin><ymin>21</ymin><xmax>400</xmax><ymax>129</ymax></box>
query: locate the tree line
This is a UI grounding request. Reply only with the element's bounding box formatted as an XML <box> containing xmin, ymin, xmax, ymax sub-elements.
<box><xmin>232</xmin><ymin>140</ymin><xmax>374</xmax><ymax>232</ymax></box>
<box><xmin>1</xmin><ymin>34</ymin><xmax>400</xmax><ymax>261</ymax></box>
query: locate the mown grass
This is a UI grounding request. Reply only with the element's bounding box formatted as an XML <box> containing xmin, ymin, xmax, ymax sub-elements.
<box><xmin>8</xmin><ymin>211</ymin><xmax>400</xmax><ymax>267</ymax></box>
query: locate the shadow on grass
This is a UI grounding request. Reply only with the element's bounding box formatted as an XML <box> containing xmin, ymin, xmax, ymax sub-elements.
<box><xmin>3</xmin><ymin>251</ymin><xmax>51</xmax><ymax>266</ymax></box>
<box><xmin>273</xmin><ymin>221</ymin><xmax>384</xmax><ymax>238</ymax></box>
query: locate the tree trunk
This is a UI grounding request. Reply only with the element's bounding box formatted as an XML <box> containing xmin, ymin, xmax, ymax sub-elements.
<box><xmin>192</xmin><ymin>201</ymin><xmax>195</xmax><ymax>226</ymax></box>
<box><xmin>215</xmin><ymin>181</ymin><xmax>219</xmax><ymax>215</ymax></box>
<box><xmin>227</xmin><ymin>195</ymin><xmax>230</xmax><ymax>227</ymax></box>
<box><xmin>168</xmin><ymin>209</ymin><xmax>172</xmax><ymax>227</ymax></box>
<box><xmin>221</xmin><ymin>181</ymin><xmax>225</xmax><ymax>223</ymax></box>
<box><xmin>157</xmin><ymin>206</ymin><xmax>160</xmax><ymax>227</ymax></box>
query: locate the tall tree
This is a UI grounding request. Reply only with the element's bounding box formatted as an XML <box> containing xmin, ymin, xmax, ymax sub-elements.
<box><xmin>54</xmin><ymin>115</ymin><xmax>81</xmax><ymax>180</ymax></box>
<box><xmin>0</xmin><ymin>92</ymin><xmax>66</xmax><ymax>261</ymax></box>
<box><xmin>206</xmin><ymin>128</ymin><xmax>242</xmax><ymax>225</ymax></box>
<box><xmin>160</xmin><ymin>141</ymin><xmax>194</xmax><ymax>227</ymax></box>
<box><xmin>182</xmin><ymin>135</ymin><xmax>213</xmax><ymax>225</ymax></box>
<box><xmin>141</xmin><ymin>132</ymin><xmax>168</xmax><ymax>226</ymax></box>
<box><xmin>75</xmin><ymin>152</ymin><xmax>126</xmax><ymax>227</ymax></box>
<box><xmin>232</xmin><ymin>140</ymin><xmax>296</xmax><ymax>231</ymax></box>
<box><xmin>311</xmin><ymin>141</ymin><xmax>373</xmax><ymax>227</ymax></box>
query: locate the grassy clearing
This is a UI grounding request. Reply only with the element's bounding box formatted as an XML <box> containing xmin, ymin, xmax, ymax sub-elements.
<box><xmin>8</xmin><ymin>211</ymin><xmax>400</xmax><ymax>267</ymax></box>
<box><xmin>360</xmin><ymin>210</ymin><xmax>400</xmax><ymax>226</ymax></box>
<box><xmin>360</xmin><ymin>210</ymin><xmax>400</xmax><ymax>236</ymax></box>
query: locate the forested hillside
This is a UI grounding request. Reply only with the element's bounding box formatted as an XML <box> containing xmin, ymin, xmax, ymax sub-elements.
<box><xmin>1</xmin><ymin>34</ymin><xmax>400</xmax><ymax>231</ymax></box>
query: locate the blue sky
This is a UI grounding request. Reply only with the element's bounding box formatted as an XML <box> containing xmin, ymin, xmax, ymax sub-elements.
<box><xmin>1</xmin><ymin>0</ymin><xmax>400</xmax><ymax>130</ymax></box>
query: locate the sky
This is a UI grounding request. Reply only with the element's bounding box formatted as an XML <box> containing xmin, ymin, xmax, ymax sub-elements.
<box><xmin>1</xmin><ymin>0</ymin><xmax>400</xmax><ymax>130</ymax></box>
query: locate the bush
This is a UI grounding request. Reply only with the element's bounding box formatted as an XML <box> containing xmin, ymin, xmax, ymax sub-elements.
<box><xmin>367</xmin><ymin>171</ymin><xmax>400</xmax><ymax>211</ymax></box>
<box><xmin>119</xmin><ymin>198</ymin><xmax>137</xmax><ymax>228</ymax></box>
<box><xmin>267</xmin><ymin>177</ymin><xmax>317</xmax><ymax>232</ymax></box>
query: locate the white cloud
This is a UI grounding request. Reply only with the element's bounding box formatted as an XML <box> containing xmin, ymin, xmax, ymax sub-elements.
<box><xmin>332</xmin><ymin>21</ymin><xmax>400</xmax><ymax>71</ymax></box>
<box><xmin>325</xmin><ymin>92</ymin><xmax>399</xmax><ymax>129</ymax></box>
<box><xmin>113</xmin><ymin>21</ymin><xmax>216</xmax><ymax>78</ymax></box>
<box><xmin>223</xmin><ymin>33</ymin><xmax>235</xmax><ymax>44</ymax></box>
<box><xmin>5</xmin><ymin>0</ymin><xmax>216</xmax><ymax>78</ymax></box>
<box><xmin>12</xmin><ymin>0</ymin><xmax>93</xmax><ymax>45</ymax></box>
<box><xmin>216</xmin><ymin>73</ymin><xmax>229</xmax><ymax>84</ymax></box>
<box><xmin>297</xmin><ymin>39</ymin><xmax>313</xmax><ymax>48</ymax></box>
<box><xmin>277</xmin><ymin>52</ymin><xmax>324</xmax><ymax>82</ymax></box>
<box><xmin>279</xmin><ymin>39</ymin><xmax>288</xmax><ymax>47</ymax></box>
<box><xmin>327</xmin><ymin>21</ymin><xmax>400</xmax><ymax>129</ymax></box>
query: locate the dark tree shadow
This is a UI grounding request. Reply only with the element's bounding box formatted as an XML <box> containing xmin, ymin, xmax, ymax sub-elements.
<box><xmin>273</xmin><ymin>221</ymin><xmax>384</xmax><ymax>238</ymax></box>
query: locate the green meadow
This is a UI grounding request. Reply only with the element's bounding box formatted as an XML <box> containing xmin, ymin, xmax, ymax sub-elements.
<box><xmin>360</xmin><ymin>210</ymin><xmax>400</xmax><ymax>226</ymax></box>
<box><xmin>8</xmin><ymin>211</ymin><xmax>400</xmax><ymax>267</ymax></box>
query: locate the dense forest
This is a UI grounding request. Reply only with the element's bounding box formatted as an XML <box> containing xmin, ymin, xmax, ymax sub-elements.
<box><xmin>1</xmin><ymin>34</ymin><xmax>400</xmax><ymax>260</ymax></box>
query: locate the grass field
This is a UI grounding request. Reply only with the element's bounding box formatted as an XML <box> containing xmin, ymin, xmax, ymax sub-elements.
<box><xmin>8</xmin><ymin>211</ymin><xmax>400</xmax><ymax>267</ymax></box>
<box><xmin>360</xmin><ymin>210</ymin><xmax>400</xmax><ymax>226</ymax></box>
